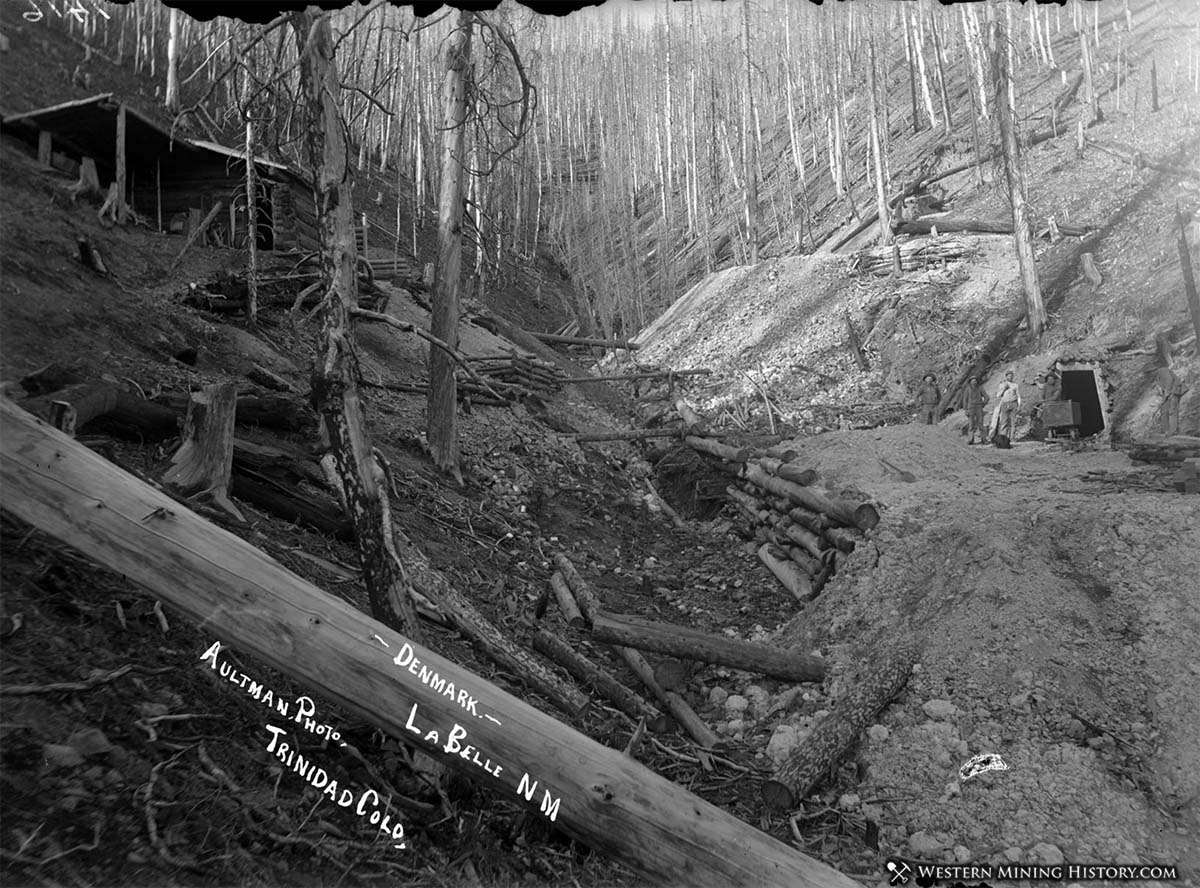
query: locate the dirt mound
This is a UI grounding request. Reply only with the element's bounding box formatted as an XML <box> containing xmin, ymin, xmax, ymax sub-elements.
<box><xmin>771</xmin><ymin>424</ymin><xmax>1200</xmax><ymax>875</ymax></box>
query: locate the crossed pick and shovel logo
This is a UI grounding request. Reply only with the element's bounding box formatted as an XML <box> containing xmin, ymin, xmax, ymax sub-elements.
<box><xmin>886</xmin><ymin>859</ymin><xmax>912</xmax><ymax>885</ymax></box>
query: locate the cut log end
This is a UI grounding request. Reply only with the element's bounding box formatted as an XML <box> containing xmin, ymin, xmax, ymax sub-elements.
<box><xmin>762</xmin><ymin>779</ymin><xmax>796</xmax><ymax>811</ymax></box>
<box><xmin>854</xmin><ymin>503</ymin><xmax>881</xmax><ymax>531</ymax></box>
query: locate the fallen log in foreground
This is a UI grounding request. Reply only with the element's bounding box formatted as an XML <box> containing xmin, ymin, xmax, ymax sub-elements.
<box><xmin>0</xmin><ymin>400</ymin><xmax>857</xmax><ymax>888</ymax></box>
<box><xmin>590</xmin><ymin>612</ymin><xmax>825</xmax><ymax>683</ymax></box>
<box><xmin>762</xmin><ymin>638</ymin><xmax>920</xmax><ymax>810</ymax></box>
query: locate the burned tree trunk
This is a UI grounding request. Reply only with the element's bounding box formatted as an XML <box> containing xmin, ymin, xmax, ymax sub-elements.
<box><xmin>291</xmin><ymin>10</ymin><xmax>420</xmax><ymax>639</ymax></box>
<box><xmin>992</xmin><ymin>16</ymin><xmax>1047</xmax><ymax>338</ymax></box>
<box><xmin>427</xmin><ymin>10</ymin><xmax>473</xmax><ymax>482</ymax></box>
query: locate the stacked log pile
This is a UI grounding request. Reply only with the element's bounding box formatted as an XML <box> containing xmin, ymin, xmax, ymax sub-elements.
<box><xmin>467</xmin><ymin>353</ymin><xmax>567</xmax><ymax>396</ymax></box>
<box><xmin>851</xmin><ymin>237</ymin><xmax>968</xmax><ymax>275</ymax></box>
<box><xmin>676</xmin><ymin>401</ymin><xmax>878</xmax><ymax>604</ymax></box>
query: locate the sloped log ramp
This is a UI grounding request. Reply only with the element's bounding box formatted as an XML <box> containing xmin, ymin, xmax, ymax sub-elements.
<box><xmin>762</xmin><ymin>638</ymin><xmax>921</xmax><ymax>811</ymax></box>
<box><xmin>590</xmin><ymin>612</ymin><xmax>825</xmax><ymax>683</ymax></box>
<box><xmin>0</xmin><ymin>399</ymin><xmax>857</xmax><ymax>888</ymax></box>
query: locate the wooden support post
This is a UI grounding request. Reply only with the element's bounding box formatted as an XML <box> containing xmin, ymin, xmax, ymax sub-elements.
<box><xmin>0</xmin><ymin>399</ymin><xmax>857</xmax><ymax>888</ymax></box>
<box><xmin>38</xmin><ymin>130</ymin><xmax>52</xmax><ymax>167</ymax></box>
<box><xmin>590</xmin><ymin>612</ymin><xmax>825</xmax><ymax>682</ymax></box>
<box><xmin>115</xmin><ymin>103</ymin><xmax>128</xmax><ymax>224</ymax></box>
<box><xmin>162</xmin><ymin>383</ymin><xmax>244</xmax><ymax>521</ymax></box>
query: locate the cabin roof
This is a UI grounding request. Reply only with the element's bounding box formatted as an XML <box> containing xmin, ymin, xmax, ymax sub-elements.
<box><xmin>2</xmin><ymin>93</ymin><xmax>298</xmax><ymax>178</ymax></box>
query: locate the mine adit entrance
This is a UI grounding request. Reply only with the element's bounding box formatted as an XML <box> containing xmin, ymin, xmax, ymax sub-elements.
<box><xmin>1057</xmin><ymin>362</ymin><xmax>1108</xmax><ymax>438</ymax></box>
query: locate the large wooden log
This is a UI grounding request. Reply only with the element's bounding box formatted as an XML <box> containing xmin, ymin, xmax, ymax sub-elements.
<box><xmin>762</xmin><ymin>638</ymin><xmax>920</xmax><ymax>810</ymax></box>
<box><xmin>552</xmin><ymin>554</ymin><xmax>604</xmax><ymax>625</ymax></box>
<box><xmin>229</xmin><ymin>472</ymin><xmax>354</xmax><ymax>540</ymax></box>
<box><xmin>574</xmin><ymin>429</ymin><xmax>681</xmax><ymax>443</ymax></box>
<box><xmin>893</xmin><ymin>217</ymin><xmax>1090</xmax><ymax>237</ymax></box>
<box><xmin>743</xmin><ymin>464</ymin><xmax>879</xmax><ymax>530</ymax></box>
<box><xmin>613</xmin><ymin>645</ymin><xmax>720</xmax><ymax>749</ymax></box>
<box><xmin>20</xmin><ymin>382</ymin><xmax>179</xmax><ymax>441</ymax></box>
<box><xmin>757</xmin><ymin>543</ymin><xmax>812</xmax><ymax>603</ymax></box>
<box><xmin>548</xmin><ymin>571</ymin><xmax>584</xmax><ymax>628</ymax></box>
<box><xmin>0</xmin><ymin>400</ymin><xmax>855</xmax><ymax>887</ymax></box>
<box><xmin>752</xmin><ymin>457</ymin><xmax>817</xmax><ymax>487</ymax></box>
<box><xmin>162</xmin><ymin>383</ymin><xmax>243</xmax><ymax>521</ymax></box>
<box><xmin>557</xmin><ymin>369</ymin><xmax>711</xmax><ymax>384</ymax></box>
<box><xmin>387</xmin><ymin>532</ymin><xmax>589</xmax><ymax>718</ymax></box>
<box><xmin>532</xmin><ymin>332</ymin><xmax>639</xmax><ymax>350</ymax></box>
<box><xmin>530</xmin><ymin>630</ymin><xmax>663</xmax><ymax>726</ymax></box>
<box><xmin>591</xmin><ymin>612</ymin><xmax>824</xmax><ymax>683</ymax></box>
<box><xmin>686</xmin><ymin>434</ymin><xmax>750</xmax><ymax>462</ymax></box>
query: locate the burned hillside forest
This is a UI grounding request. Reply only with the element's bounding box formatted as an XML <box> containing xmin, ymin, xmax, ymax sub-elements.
<box><xmin>2</xmin><ymin>0</ymin><xmax>1200</xmax><ymax>886</ymax></box>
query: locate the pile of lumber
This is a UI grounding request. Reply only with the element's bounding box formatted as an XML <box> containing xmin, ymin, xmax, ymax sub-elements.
<box><xmin>675</xmin><ymin>400</ymin><xmax>877</xmax><ymax>603</ymax></box>
<box><xmin>467</xmin><ymin>353</ymin><xmax>566</xmax><ymax>395</ymax></box>
<box><xmin>851</xmin><ymin>237</ymin><xmax>968</xmax><ymax>276</ymax></box>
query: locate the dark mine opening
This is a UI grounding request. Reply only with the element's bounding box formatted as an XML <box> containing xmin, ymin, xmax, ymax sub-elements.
<box><xmin>1060</xmin><ymin>369</ymin><xmax>1105</xmax><ymax>437</ymax></box>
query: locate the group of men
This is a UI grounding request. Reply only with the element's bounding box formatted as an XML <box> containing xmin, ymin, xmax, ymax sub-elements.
<box><xmin>915</xmin><ymin>369</ymin><xmax>1044</xmax><ymax>446</ymax></box>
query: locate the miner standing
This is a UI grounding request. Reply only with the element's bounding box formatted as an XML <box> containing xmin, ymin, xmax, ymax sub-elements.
<box><xmin>961</xmin><ymin>375</ymin><xmax>989</xmax><ymax>444</ymax></box>
<box><xmin>917</xmin><ymin>374</ymin><xmax>941</xmax><ymax>425</ymax></box>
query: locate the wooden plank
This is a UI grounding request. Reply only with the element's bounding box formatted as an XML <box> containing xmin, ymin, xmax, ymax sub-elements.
<box><xmin>0</xmin><ymin>400</ymin><xmax>856</xmax><ymax>888</ymax></box>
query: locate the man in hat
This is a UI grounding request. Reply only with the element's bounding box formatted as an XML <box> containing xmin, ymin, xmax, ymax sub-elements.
<box><xmin>993</xmin><ymin>370</ymin><xmax>1022</xmax><ymax>443</ymax></box>
<box><xmin>916</xmin><ymin>374</ymin><xmax>941</xmax><ymax>425</ymax></box>
<box><xmin>961</xmin><ymin>375</ymin><xmax>989</xmax><ymax>444</ymax></box>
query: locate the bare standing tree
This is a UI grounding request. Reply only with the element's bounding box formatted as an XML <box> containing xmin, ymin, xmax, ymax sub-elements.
<box><xmin>291</xmin><ymin>7</ymin><xmax>421</xmax><ymax>638</ymax></box>
<box><xmin>428</xmin><ymin>9</ymin><xmax>473</xmax><ymax>481</ymax></box>
<box><xmin>165</xmin><ymin>6</ymin><xmax>180</xmax><ymax>113</ymax></box>
<box><xmin>990</xmin><ymin>10</ymin><xmax>1047</xmax><ymax>338</ymax></box>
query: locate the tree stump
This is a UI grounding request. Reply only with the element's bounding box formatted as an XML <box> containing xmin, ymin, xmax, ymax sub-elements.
<box><xmin>163</xmin><ymin>383</ymin><xmax>244</xmax><ymax>521</ymax></box>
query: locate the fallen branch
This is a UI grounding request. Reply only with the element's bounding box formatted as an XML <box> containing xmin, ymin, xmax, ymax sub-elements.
<box><xmin>1</xmin><ymin>664</ymin><xmax>170</xmax><ymax>695</ymax></box>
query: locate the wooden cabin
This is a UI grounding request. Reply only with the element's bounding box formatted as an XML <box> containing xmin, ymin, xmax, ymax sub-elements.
<box><xmin>1</xmin><ymin>93</ymin><xmax>318</xmax><ymax>252</ymax></box>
